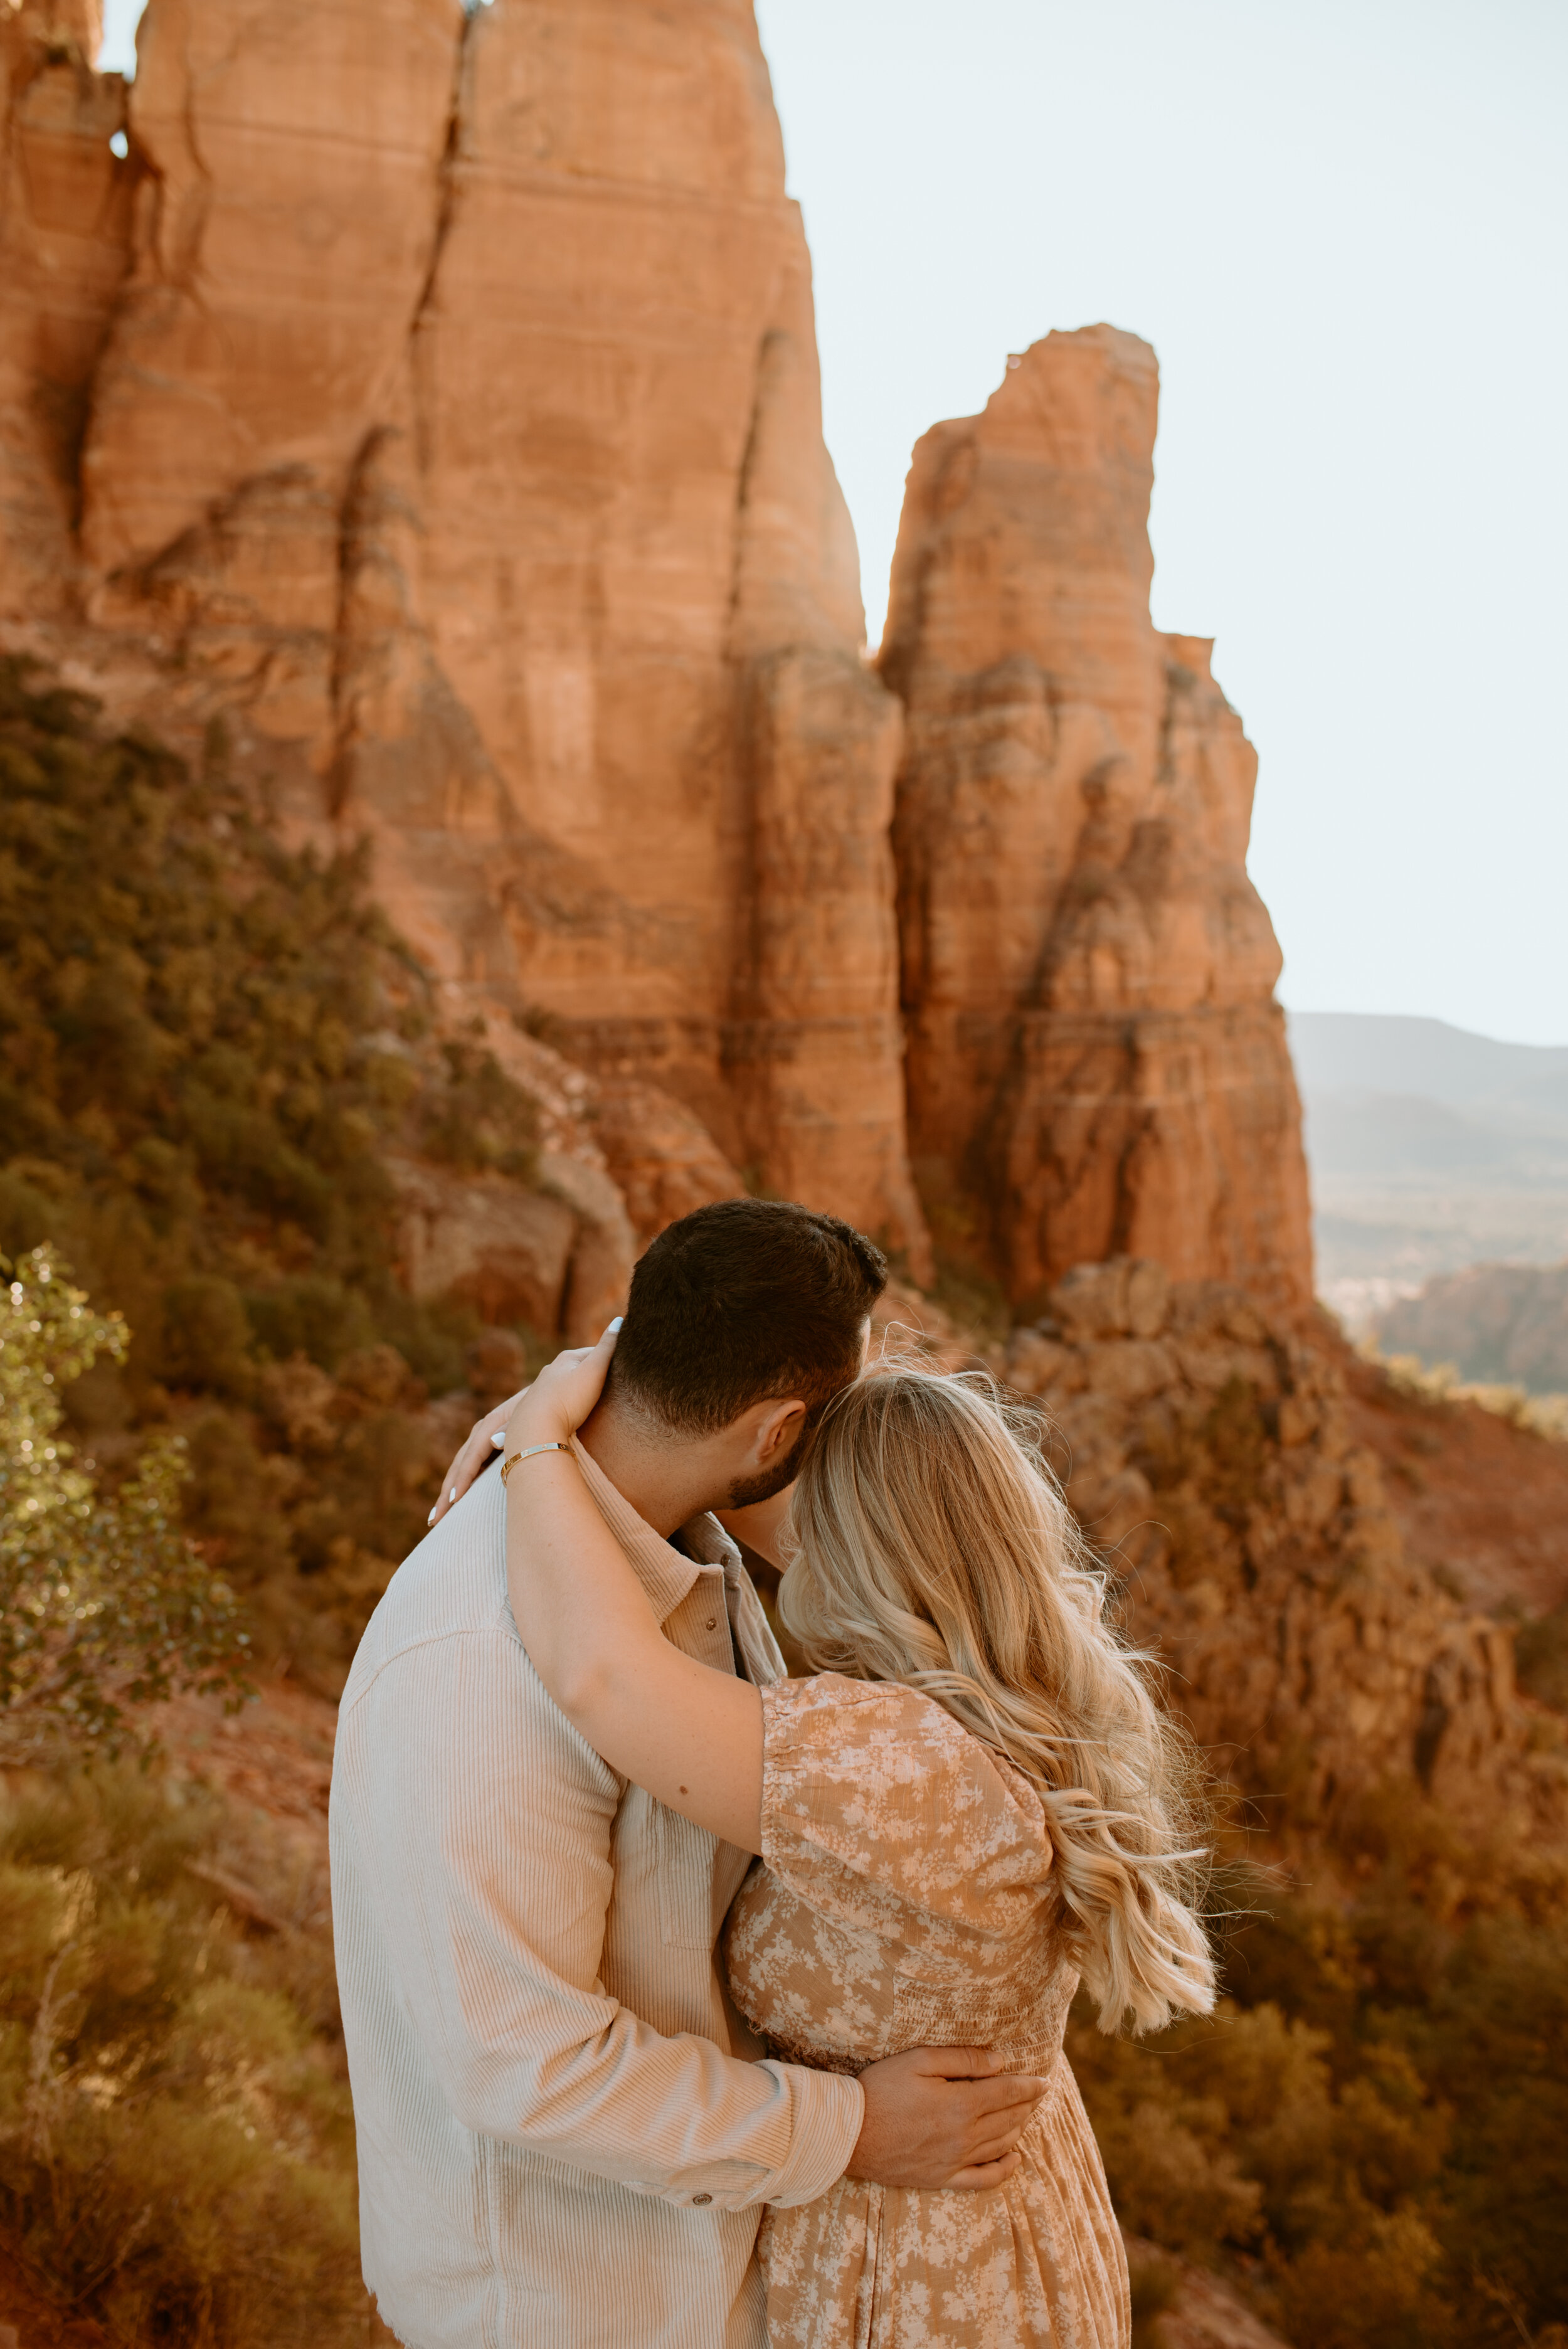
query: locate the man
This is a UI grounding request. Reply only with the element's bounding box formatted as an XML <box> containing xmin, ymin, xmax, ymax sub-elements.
<box><xmin>331</xmin><ymin>1200</ymin><xmax>1043</xmax><ymax>2348</ymax></box>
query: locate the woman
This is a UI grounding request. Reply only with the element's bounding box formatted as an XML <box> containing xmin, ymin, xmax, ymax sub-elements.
<box><xmin>499</xmin><ymin>1327</ymin><xmax>1215</xmax><ymax>2349</ymax></box>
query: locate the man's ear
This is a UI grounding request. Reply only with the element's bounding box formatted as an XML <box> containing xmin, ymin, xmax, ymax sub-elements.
<box><xmin>752</xmin><ymin>1397</ymin><xmax>807</xmax><ymax>1466</ymax></box>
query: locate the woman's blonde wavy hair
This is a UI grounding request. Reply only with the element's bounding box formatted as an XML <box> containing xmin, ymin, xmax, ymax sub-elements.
<box><xmin>781</xmin><ymin>1364</ymin><xmax>1216</xmax><ymax>2035</ymax></box>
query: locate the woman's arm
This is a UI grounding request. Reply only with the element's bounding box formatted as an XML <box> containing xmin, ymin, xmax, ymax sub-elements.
<box><xmin>502</xmin><ymin>1330</ymin><xmax>765</xmax><ymax>1855</ymax></box>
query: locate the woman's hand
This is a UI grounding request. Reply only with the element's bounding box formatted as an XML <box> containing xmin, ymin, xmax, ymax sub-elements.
<box><xmin>503</xmin><ymin>1320</ymin><xmax>620</xmax><ymax>1452</ymax></box>
<box><xmin>425</xmin><ymin>1319</ymin><xmax>623</xmax><ymax>1529</ymax></box>
<box><xmin>427</xmin><ymin>1393</ymin><xmax>524</xmax><ymax>1527</ymax></box>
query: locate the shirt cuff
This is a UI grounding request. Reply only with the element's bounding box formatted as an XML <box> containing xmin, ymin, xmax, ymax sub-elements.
<box><xmin>761</xmin><ymin>2063</ymin><xmax>866</xmax><ymax>2208</ymax></box>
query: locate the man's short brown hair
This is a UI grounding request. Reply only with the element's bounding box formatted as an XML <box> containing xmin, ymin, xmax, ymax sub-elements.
<box><xmin>607</xmin><ymin>1199</ymin><xmax>887</xmax><ymax>1434</ymax></box>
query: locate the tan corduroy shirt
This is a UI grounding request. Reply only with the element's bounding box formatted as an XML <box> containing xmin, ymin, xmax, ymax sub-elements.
<box><xmin>330</xmin><ymin>1441</ymin><xmax>864</xmax><ymax>2349</ymax></box>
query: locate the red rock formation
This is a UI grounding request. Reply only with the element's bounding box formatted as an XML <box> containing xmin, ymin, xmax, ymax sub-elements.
<box><xmin>882</xmin><ymin>327</ymin><xmax>1312</xmax><ymax>1312</ymax></box>
<box><xmin>22</xmin><ymin>0</ymin><xmax>929</xmax><ymax>1273</ymax></box>
<box><xmin>0</xmin><ymin>9</ymin><xmax>1313</xmax><ymax>1313</ymax></box>
<box><xmin>590</xmin><ymin>1078</ymin><xmax>748</xmax><ymax>1247</ymax></box>
<box><xmin>0</xmin><ymin>0</ymin><xmax>130</xmax><ymax>610</ymax></box>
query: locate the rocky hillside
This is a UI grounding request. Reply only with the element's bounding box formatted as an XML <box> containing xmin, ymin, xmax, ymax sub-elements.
<box><xmin>0</xmin><ymin>657</ymin><xmax>712</xmax><ymax>1690</ymax></box>
<box><xmin>999</xmin><ymin>1259</ymin><xmax>1560</xmax><ymax>1836</ymax></box>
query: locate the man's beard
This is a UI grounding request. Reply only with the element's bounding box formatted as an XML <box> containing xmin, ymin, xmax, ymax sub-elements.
<box><xmin>724</xmin><ymin>1417</ymin><xmax>814</xmax><ymax>1511</ymax></box>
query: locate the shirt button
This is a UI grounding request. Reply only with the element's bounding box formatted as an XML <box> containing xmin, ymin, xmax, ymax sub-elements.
<box><xmin>692</xmin><ymin>2192</ymin><xmax>712</xmax><ymax>2206</ymax></box>
<box><xmin>704</xmin><ymin>1617</ymin><xmax>717</xmax><ymax>1631</ymax></box>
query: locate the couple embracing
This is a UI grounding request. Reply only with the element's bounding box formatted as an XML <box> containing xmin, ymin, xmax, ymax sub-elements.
<box><xmin>330</xmin><ymin>1200</ymin><xmax>1216</xmax><ymax>2348</ymax></box>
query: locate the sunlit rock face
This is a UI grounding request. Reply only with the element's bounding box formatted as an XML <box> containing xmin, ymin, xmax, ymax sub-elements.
<box><xmin>0</xmin><ymin>0</ymin><xmax>132</xmax><ymax>614</ymax></box>
<box><xmin>0</xmin><ymin>8</ymin><xmax>1311</xmax><ymax>1307</ymax></box>
<box><xmin>881</xmin><ymin>327</ymin><xmax>1312</xmax><ymax>1311</ymax></box>
<box><xmin>18</xmin><ymin>0</ymin><xmax>928</xmax><ymax>1270</ymax></box>
<box><xmin>416</xmin><ymin>0</ymin><xmax>924</xmax><ymax>1260</ymax></box>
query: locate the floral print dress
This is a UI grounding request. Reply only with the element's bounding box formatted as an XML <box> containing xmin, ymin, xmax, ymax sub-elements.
<box><xmin>722</xmin><ymin>1675</ymin><xmax>1130</xmax><ymax>2349</ymax></box>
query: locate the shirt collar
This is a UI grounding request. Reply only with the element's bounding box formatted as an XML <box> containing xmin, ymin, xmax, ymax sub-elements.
<box><xmin>569</xmin><ymin>1438</ymin><xmax>738</xmax><ymax>1627</ymax></box>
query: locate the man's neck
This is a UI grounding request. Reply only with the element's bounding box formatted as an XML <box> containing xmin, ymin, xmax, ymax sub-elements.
<box><xmin>576</xmin><ymin>1397</ymin><xmax>720</xmax><ymax>1539</ymax></box>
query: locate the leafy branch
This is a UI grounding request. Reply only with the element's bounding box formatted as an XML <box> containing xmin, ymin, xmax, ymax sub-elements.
<box><xmin>0</xmin><ymin>1247</ymin><xmax>252</xmax><ymax>1758</ymax></box>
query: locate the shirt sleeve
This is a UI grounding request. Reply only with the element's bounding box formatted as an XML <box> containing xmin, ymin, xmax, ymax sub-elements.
<box><xmin>759</xmin><ymin>1674</ymin><xmax>1052</xmax><ymax>1952</ymax></box>
<box><xmin>337</xmin><ymin>1623</ymin><xmax>862</xmax><ymax>2212</ymax></box>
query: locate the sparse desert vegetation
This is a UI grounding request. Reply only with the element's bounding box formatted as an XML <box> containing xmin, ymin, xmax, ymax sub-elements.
<box><xmin>0</xmin><ymin>1763</ymin><xmax>364</xmax><ymax>2348</ymax></box>
<box><xmin>0</xmin><ymin>659</ymin><xmax>548</xmax><ymax>1693</ymax></box>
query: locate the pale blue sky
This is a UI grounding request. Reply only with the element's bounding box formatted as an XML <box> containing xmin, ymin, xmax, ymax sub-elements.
<box><xmin>98</xmin><ymin>0</ymin><xmax>1568</xmax><ymax>1045</ymax></box>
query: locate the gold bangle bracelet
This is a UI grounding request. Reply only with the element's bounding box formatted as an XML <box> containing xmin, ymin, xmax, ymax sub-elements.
<box><xmin>500</xmin><ymin>1441</ymin><xmax>571</xmax><ymax>1485</ymax></box>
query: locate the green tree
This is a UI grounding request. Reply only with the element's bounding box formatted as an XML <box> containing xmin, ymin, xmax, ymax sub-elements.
<box><xmin>0</xmin><ymin>1246</ymin><xmax>250</xmax><ymax>1759</ymax></box>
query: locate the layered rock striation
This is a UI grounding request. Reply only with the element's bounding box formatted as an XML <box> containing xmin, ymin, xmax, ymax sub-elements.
<box><xmin>0</xmin><ymin>3</ymin><xmax>1311</xmax><ymax>1313</ymax></box>
<box><xmin>0</xmin><ymin>0</ymin><xmax>927</xmax><ymax>1269</ymax></box>
<box><xmin>883</xmin><ymin>329</ymin><xmax>1311</xmax><ymax>1312</ymax></box>
<box><xmin>0</xmin><ymin>0</ymin><xmax>130</xmax><ymax>604</ymax></box>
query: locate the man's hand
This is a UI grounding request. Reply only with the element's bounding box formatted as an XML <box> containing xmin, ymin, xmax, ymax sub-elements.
<box><xmin>849</xmin><ymin>2046</ymin><xmax>1046</xmax><ymax>2192</ymax></box>
<box><xmin>427</xmin><ymin>1392</ymin><xmax>527</xmax><ymax>1528</ymax></box>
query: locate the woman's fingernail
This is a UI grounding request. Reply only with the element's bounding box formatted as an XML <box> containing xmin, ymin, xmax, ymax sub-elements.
<box><xmin>448</xmin><ymin>1486</ymin><xmax>457</xmax><ymax>1503</ymax></box>
<box><xmin>427</xmin><ymin>1507</ymin><xmax>437</xmax><ymax>1525</ymax></box>
<box><xmin>608</xmin><ymin>1316</ymin><xmax>623</xmax><ymax>1334</ymax></box>
<box><xmin>491</xmin><ymin>1430</ymin><xmax>506</xmax><ymax>1448</ymax></box>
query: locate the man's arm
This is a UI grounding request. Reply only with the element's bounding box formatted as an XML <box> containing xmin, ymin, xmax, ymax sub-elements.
<box><xmin>339</xmin><ymin>1623</ymin><xmax>859</xmax><ymax>2210</ymax></box>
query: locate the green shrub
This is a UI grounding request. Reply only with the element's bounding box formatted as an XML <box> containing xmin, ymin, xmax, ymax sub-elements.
<box><xmin>1</xmin><ymin>1247</ymin><xmax>249</xmax><ymax>1760</ymax></box>
<box><xmin>159</xmin><ymin>1272</ymin><xmax>255</xmax><ymax>1396</ymax></box>
<box><xmin>0</xmin><ymin>655</ymin><xmax>540</xmax><ymax>1405</ymax></box>
<box><xmin>1515</xmin><ymin>1603</ymin><xmax>1568</xmax><ymax>1711</ymax></box>
<box><xmin>419</xmin><ymin>1036</ymin><xmax>541</xmax><ymax>1179</ymax></box>
<box><xmin>0</xmin><ymin>1765</ymin><xmax>364</xmax><ymax>2347</ymax></box>
<box><xmin>244</xmin><ymin>1274</ymin><xmax>379</xmax><ymax>1373</ymax></box>
<box><xmin>1073</xmin><ymin>1796</ymin><xmax>1568</xmax><ymax>2347</ymax></box>
<box><xmin>0</xmin><ymin>657</ymin><xmax>546</xmax><ymax>1682</ymax></box>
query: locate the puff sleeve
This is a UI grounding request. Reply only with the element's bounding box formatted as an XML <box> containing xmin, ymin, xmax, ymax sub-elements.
<box><xmin>757</xmin><ymin>1673</ymin><xmax>1052</xmax><ymax>1961</ymax></box>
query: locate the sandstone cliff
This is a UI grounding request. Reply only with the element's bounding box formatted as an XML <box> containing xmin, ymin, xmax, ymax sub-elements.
<box><xmin>0</xmin><ymin>0</ymin><xmax>127</xmax><ymax>604</ymax></box>
<box><xmin>0</xmin><ymin>1</ymin><xmax>1321</xmax><ymax>1315</ymax></box>
<box><xmin>0</xmin><ymin>0</ymin><xmax>928</xmax><ymax>1271</ymax></box>
<box><xmin>882</xmin><ymin>329</ymin><xmax>1313</xmax><ymax>1312</ymax></box>
<box><xmin>0</xmin><ymin>0</ymin><xmax>1333</xmax><ymax>1325</ymax></box>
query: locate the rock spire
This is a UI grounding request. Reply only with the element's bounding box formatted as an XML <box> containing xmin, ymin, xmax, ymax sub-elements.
<box><xmin>882</xmin><ymin>327</ymin><xmax>1312</xmax><ymax>1308</ymax></box>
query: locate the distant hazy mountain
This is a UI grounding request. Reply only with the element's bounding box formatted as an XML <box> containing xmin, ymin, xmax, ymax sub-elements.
<box><xmin>1287</xmin><ymin>1012</ymin><xmax>1568</xmax><ymax>1118</ymax></box>
<box><xmin>1286</xmin><ymin>1013</ymin><xmax>1568</xmax><ymax>1325</ymax></box>
<box><xmin>1375</xmin><ymin>1262</ymin><xmax>1568</xmax><ymax>1394</ymax></box>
